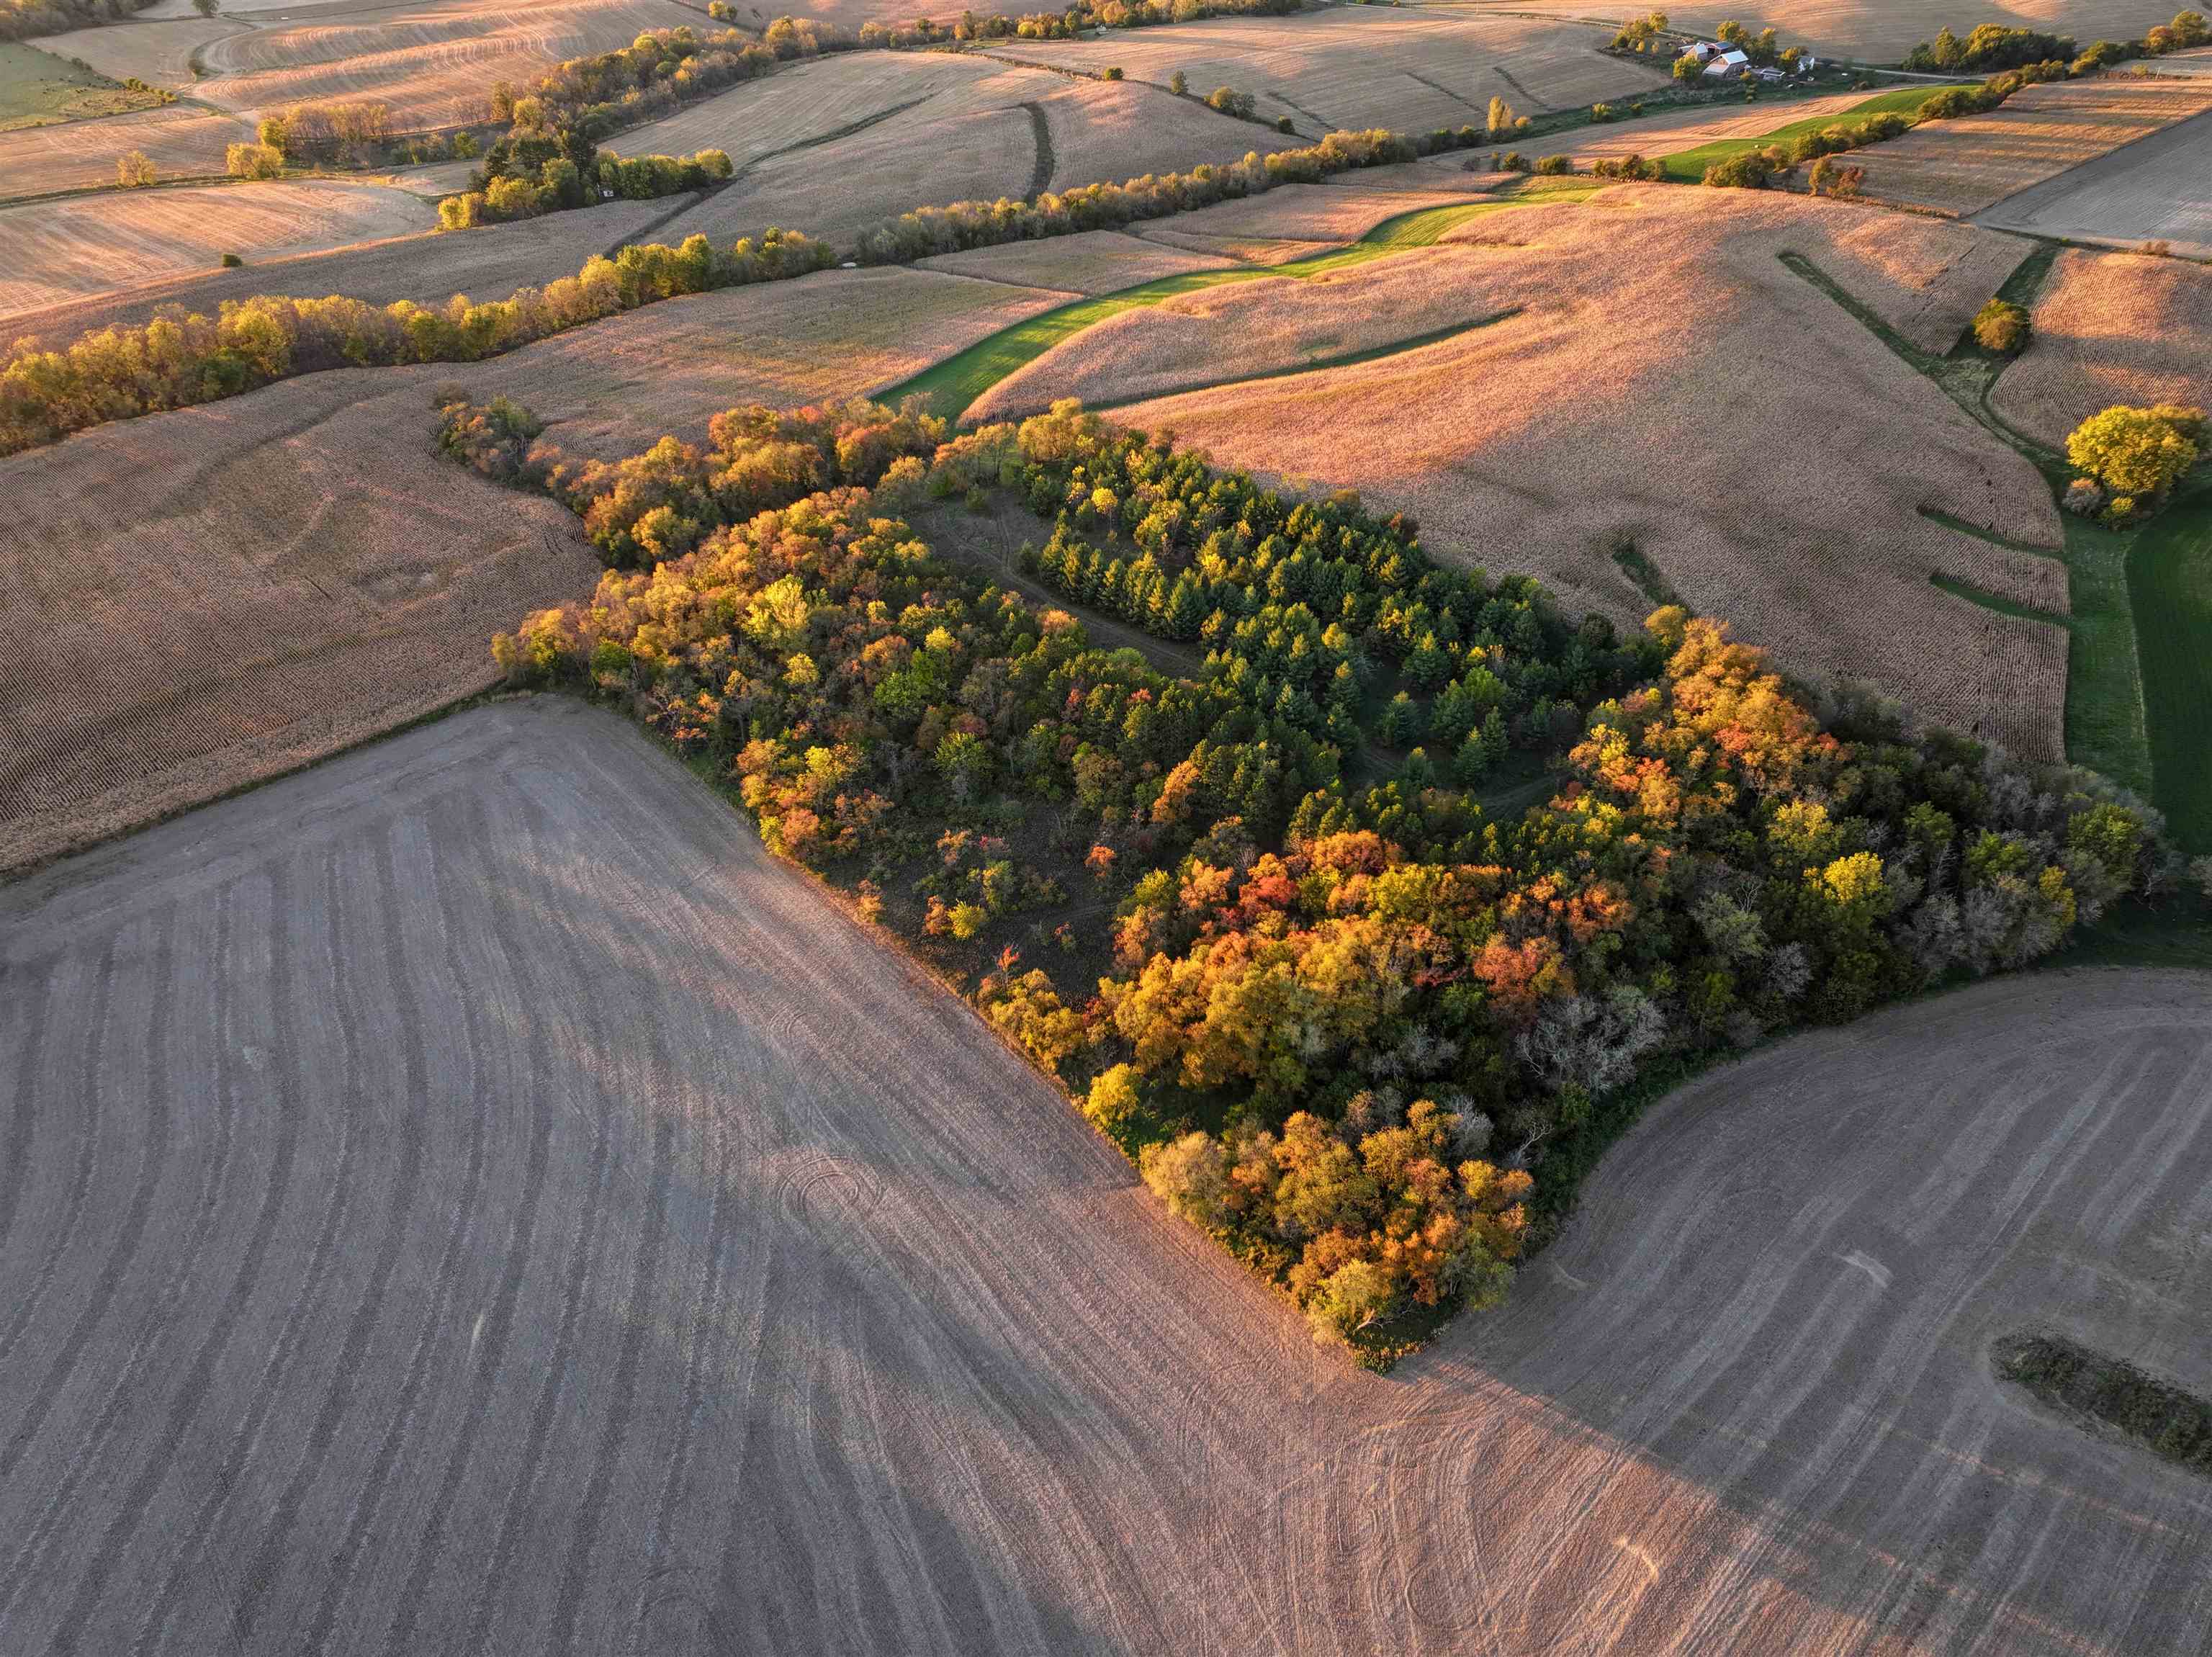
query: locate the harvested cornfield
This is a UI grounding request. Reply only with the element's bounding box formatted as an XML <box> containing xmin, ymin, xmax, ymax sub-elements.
<box><xmin>459</xmin><ymin>266</ymin><xmax>1078</xmax><ymax>459</ymax></box>
<box><xmin>0</xmin><ymin>104</ymin><xmax>247</xmax><ymax>202</ymax></box>
<box><xmin>649</xmin><ymin>62</ymin><xmax>1287</xmax><ymax>251</ymax></box>
<box><xmin>66</xmin><ymin>0</ymin><xmax>702</xmax><ymax>130</ymax></box>
<box><xmin>608</xmin><ymin>49</ymin><xmax>998</xmax><ymax>169</ymax></box>
<box><xmin>0</xmin><ymin>179</ymin><xmax>439</xmax><ymax>319</ymax></box>
<box><xmin>1449</xmin><ymin>0</ymin><xmax>2187</xmax><ymax>65</ymax></box>
<box><xmin>0</xmin><ymin>369</ymin><xmax>598</xmax><ymax>876</ymax></box>
<box><xmin>1977</xmin><ymin>104</ymin><xmax>2212</xmax><ymax>257</ymax></box>
<box><xmin>1848</xmin><ymin>76</ymin><xmax>2212</xmax><ymax>217</ymax></box>
<box><xmin>988</xmin><ymin>7</ymin><xmax>1668</xmax><ymax>136</ymax></box>
<box><xmin>1991</xmin><ymin>247</ymin><xmax>2212</xmax><ymax>451</ymax></box>
<box><xmin>1097</xmin><ymin>187</ymin><xmax>2070</xmax><ymax>759</ymax></box>
<box><xmin>1130</xmin><ymin>180</ymin><xmax>1503</xmax><ymax>248</ymax></box>
<box><xmin>3</xmin><ymin>698</ymin><xmax>2206</xmax><ymax>1655</ymax></box>
<box><xmin>969</xmin><ymin>246</ymin><xmax>1506</xmax><ymax>418</ymax></box>
<box><xmin>920</xmin><ymin>227</ymin><xmax>1238</xmax><ymax>295</ymax></box>
<box><xmin>1132</xmin><ymin>227</ymin><xmax>1336</xmax><ymax>264</ymax></box>
<box><xmin>0</xmin><ymin>194</ymin><xmax>679</xmax><ymax>349</ymax></box>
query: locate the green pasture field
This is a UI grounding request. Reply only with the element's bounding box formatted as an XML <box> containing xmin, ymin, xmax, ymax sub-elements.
<box><xmin>0</xmin><ymin>42</ymin><xmax>172</xmax><ymax>131</ymax></box>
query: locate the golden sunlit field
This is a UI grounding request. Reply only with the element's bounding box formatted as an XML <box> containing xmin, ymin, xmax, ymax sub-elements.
<box><xmin>3</xmin><ymin>3</ymin><xmax>2211</xmax><ymax>1648</ymax></box>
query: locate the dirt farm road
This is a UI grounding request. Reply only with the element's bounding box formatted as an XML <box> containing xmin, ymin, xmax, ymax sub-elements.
<box><xmin>2</xmin><ymin>699</ymin><xmax>2208</xmax><ymax>1655</ymax></box>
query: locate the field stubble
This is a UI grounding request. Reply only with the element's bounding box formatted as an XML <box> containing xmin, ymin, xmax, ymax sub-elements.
<box><xmin>1090</xmin><ymin>187</ymin><xmax>2071</xmax><ymax>759</ymax></box>
<box><xmin>0</xmin><ymin>699</ymin><xmax>2205</xmax><ymax>1653</ymax></box>
<box><xmin>0</xmin><ymin>179</ymin><xmax>439</xmax><ymax>320</ymax></box>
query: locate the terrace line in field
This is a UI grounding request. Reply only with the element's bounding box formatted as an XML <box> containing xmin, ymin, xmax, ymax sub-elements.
<box><xmin>986</xmin><ymin>6</ymin><xmax>1669</xmax><ymax>135</ymax></box>
<box><xmin>1</xmin><ymin>698</ymin><xmax>2206</xmax><ymax>1653</ymax></box>
<box><xmin>1066</xmin><ymin>187</ymin><xmax>2072</xmax><ymax>760</ymax></box>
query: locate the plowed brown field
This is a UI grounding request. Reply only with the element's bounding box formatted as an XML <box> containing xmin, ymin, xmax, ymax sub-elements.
<box><xmin>1</xmin><ymin>696</ymin><xmax>2205</xmax><ymax>1655</ymax></box>
<box><xmin>1976</xmin><ymin>104</ymin><xmax>2212</xmax><ymax>258</ymax></box>
<box><xmin>1087</xmin><ymin>187</ymin><xmax>2068</xmax><ymax>759</ymax></box>
<box><xmin>1990</xmin><ymin>246</ymin><xmax>2212</xmax><ymax>451</ymax></box>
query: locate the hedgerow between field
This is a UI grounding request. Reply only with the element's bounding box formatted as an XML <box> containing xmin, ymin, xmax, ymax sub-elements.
<box><xmin>448</xmin><ymin>392</ymin><xmax>2167</xmax><ymax>1361</ymax></box>
<box><xmin>451</xmin><ymin>4</ymin><xmax>1300</xmax><ymax>224</ymax></box>
<box><xmin>1995</xmin><ymin>1332</ymin><xmax>2212</xmax><ymax>1476</ymax></box>
<box><xmin>0</xmin><ymin>126</ymin><xmax>1462</xmax><ymax>456</ymax></box>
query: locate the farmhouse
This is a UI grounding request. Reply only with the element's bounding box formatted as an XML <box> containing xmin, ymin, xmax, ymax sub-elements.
<box><xmin>1679</xmin><ymin>40</ymin><xmax>1752</xmax><ymax>77</ymax></box>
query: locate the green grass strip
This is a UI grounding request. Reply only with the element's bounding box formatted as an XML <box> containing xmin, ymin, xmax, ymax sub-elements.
<box><xmin>889</xmin><ymin>193</ymin><xmax>1562</xmax><ymax>420</ymax></box>
<box><xmin>1658</xmin><ymin>85</ymin><xmax>1936</xmax><ymax>181</ymax></box>
<box><xmin>1995</xmin><ymin>1332</ymin><xmax>2212</xmax><ymax>1478</ymax></box>
<box><xmin>2128</xmin><ymin>486</ymin><xmax>2212</xmax><ymax>853</ymax></box>
<box><xmin>1928</xmin><ymin>572</ymin><xmax>2069</xmax><ymax>629</ymax></box>
<box><xmin>1781</xmin><ymin>249</ymin><xmax>2156</xmax><ymax>797</ymax></box>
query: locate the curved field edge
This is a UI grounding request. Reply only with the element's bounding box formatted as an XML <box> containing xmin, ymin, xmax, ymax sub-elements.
<box><xmin>4</xmin><ymin>699</ymin><xmax>2207</xmax><ymax>1653</ymax></box>
<box><xmin>885</xmin><ymin>191</ymin><xmax>1574</xmax><ymax>419</ymax></box>
<box><xmin>1782</xmin><ymin>243</ymin><xmax>2206</xmax><ymax>828</ymax></box>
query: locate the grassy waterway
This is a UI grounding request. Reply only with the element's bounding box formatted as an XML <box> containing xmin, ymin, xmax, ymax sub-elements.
<box><xmin>889</xmin><ymin>182</ymin><xmax>1596</xmax><ymax>419</ymax></box>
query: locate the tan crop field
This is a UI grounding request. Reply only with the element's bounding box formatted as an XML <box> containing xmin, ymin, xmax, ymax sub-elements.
<box><xmin>1134</xmin><ymin>177</ymin><xmax>1509</xmax><ymax>246</ymax></box>
<box><xmin>1089</xmin><ymin>187</ymin><xmax>2069</xmax><ymax>759</ymax></box>
<box><xmin>970</xmin><ymin>246</ymin><xmax>1503</xmax><ymax>418</ymax></box>
<box><xmin>0</xmin><ymin>105</ymin><xmax>248</xmax><ymax>202</ymax></box>
<box><xmin>0</xmin><ymin>179</ymin><xmax>439</xmax><ymax>320</ymax></box>
<box><xmin>1977</xmin><ymin>104</ymin><xmax>2212</xmax><ymax>256</ymax></box>
<box><xmin>0</xmin><ymin>194</ymin><xmax>678</xmax><ymax>349</ymax></box>
<box><xmin>1990</xmin><ymin>248</ymin><xmax>2212</xmax><ymax>451</ymax></box>
<box><xmin>988</xmin><ymin>7</ymin><xmax>1669</xmax><ymax>137</ymax></box>
<box><xmin>920</xmin><ymin>227</ymin><xmax>1238</xmax><ymax>294</ymax></box>
<box><xmin>1848</xmin><ymin>76</ymin><xmax>2212</xmax><ymax>217</ymax></box>
<box><xmin>1509</xmin><ymin>89</ymin><xmax>1874</xmax><ymax>161</ymax></box>
<box><xmin>0</xmin><ymin>265</ymin><xmax>1053</xmax><ymax>866</ymax></box>
<box><xmin>53</xmin><ymin>0</ymin><xmax>702</xmax><ymax>130</ymax></box>
<box><xmin>651</xmin><ymin>62</ymin><xmax>1290</xmax><ymax>251</ymax></box>
<box><xmin>0</xmin><ymin>370</ymin><xmax>598</xmax><ymax>876</ymax></box>
<box><xmin>1</xmin><ymin>696</ymin><xmax>2204</xmax><ymax>1655</ymax></box>
<box><xmin>459</xmin><ymin>266</ymin><xmax>1079</xmax><ymax>459</ymax></box>
<box><xmin>1437</xmin><ymin>0</ymin><xmax>2188</xmax><ymax>65</ymax></box>
<box><xmin>607</xmin><ymin>48</ymin><xmax>998</xmax><ymax>169</ymax></box>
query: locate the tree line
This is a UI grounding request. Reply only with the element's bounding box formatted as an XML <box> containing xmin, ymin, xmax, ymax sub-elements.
<box><xmin>1903</xmin><ymin>12</ymin><xmax>2207</xmax><ymax>73</ymax></box>
<box><xmin>451</xmin><ymin>395</ymin><xmax>2170</xmax><ymax>1360</ymax></box>
<box><xmin>0</xmin><ymin>125</ymin><xmax>1470</xmax><ymax>457</ymax></box>
<box><xmin>1</xmin><ymin>0</ymin><xmax>151</xmax><ymax>42</ymax></box>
